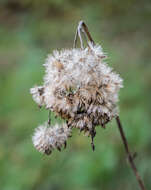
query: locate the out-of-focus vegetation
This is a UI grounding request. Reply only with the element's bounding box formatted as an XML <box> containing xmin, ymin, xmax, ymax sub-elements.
<box><xmin>0</xmin><ymin>0</ymin><xmax>151</xmax><ymax>190</ymax></box>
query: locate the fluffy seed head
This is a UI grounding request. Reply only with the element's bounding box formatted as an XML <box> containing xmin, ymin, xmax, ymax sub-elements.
<box><xmin>32</xmin><ymin>123</ymin><xmax>71</xmax><ymax>155</ymax></box>
<box><xmin>30</xmin><ymin>44</ymin><xmax>123</xmax><ymax>142</ymax></box>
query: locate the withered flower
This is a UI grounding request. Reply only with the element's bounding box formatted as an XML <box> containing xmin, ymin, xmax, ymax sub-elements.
<box><xmin>32</xmin><ymin>123</ymin><xmax>71</xmax><ymax>155</ymax></box>
<box><xmin>30</xmin><ymin>21</ymin><xmax>123</xmax><ymax>153</ymax></box>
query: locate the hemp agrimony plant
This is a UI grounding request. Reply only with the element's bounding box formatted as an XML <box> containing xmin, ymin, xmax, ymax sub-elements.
<box><xmin>30</xmin><ymin>21</ymin><xmax>146</xmax><ymax>190</ymax></box>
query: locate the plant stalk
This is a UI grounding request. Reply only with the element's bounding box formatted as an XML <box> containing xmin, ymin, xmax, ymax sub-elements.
<box><xmin>116</xmin><ymin>116</ymin><xmax>146</xmax><ymax>190</ymax></box>
<box><xmin>73</xmin><ymin>20</ymin><xmax>95</xmax><ymax>49</ymax></box>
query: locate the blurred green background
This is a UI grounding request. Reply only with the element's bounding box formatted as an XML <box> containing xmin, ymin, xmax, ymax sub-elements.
<box><xmin>0</xmin><ymin>0</ymin><xmax>151</xmax><ymax>190</ymax></box>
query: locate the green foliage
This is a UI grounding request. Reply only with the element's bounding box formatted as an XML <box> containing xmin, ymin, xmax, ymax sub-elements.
<box><xmin>0</xmin><ymin>0</ymin><xmax>151</xmax><ymax>190</ymax></box>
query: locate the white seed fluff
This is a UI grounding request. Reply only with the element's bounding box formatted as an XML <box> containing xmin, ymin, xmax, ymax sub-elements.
<box><xmin>30</xmin><ymin>86</ymin><xmax>44</xmax><ymax>107</ymax></box>
<box><xmin>30</xmin><ymin>43</ymin><xmax>123</xmax><ymax>146</ymax></box>
<box><xmin>32</xmin><ymin>123</ymin><xmax>71</xmax><ymax>155</ymax></box>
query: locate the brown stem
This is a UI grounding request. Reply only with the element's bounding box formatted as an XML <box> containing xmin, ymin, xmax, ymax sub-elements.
<box><xmin>116</xmin><ymin>116</ymin><xmax>146</xmax><ymax>190</ymax></box>
<box><xmin>73</xmin><ymin>20</ymin><xmax>95</xmax><ymax>49</ymax></box>
<box><xmin>80</xmin><ymin>21</ymin><xmax>95</xmax><ymax>46</ymax></box>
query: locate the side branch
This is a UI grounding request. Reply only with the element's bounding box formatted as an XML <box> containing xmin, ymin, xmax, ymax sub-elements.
<box><xmin>116</xmin><ymin>116</ymin><xmax>146</xmax><ymax>190</ymax></box>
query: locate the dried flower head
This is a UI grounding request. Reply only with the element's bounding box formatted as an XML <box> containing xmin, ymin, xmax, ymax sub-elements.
<box><xmin>30</xmin><ymin>21</ymin><xmax>123</xmax><ymax>152</ymax></box>
<box><xmin>32</xmin><ymin>123</ymin><xmax>71</xmax><ymax>155</ymax></box>
<box><xmin>31</xmin><ymin>45</ymin><xmax>122</xmax><ymax>130</ymax></box>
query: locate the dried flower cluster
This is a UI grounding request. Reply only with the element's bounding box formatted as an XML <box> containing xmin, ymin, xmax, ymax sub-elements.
<box><xmin>30</xmin><ymin>42</ymin><xmax>123</xmax><ymax>154</ymax></box>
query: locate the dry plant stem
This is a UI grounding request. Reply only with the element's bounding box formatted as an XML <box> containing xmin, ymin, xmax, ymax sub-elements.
<box><xmin>116</xmin><ymin>116</ymin><xmax>146</xmax><ymax>190</ymax></box>
<box><xmin>73</xmin><ymin>20</ymin><xmax>95</xmax><ymax>49</ymax></box>
<box><xmin>80</xmin><ymin>21</ymin><xmax>95</xmax><ymax>46</ymax></box>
